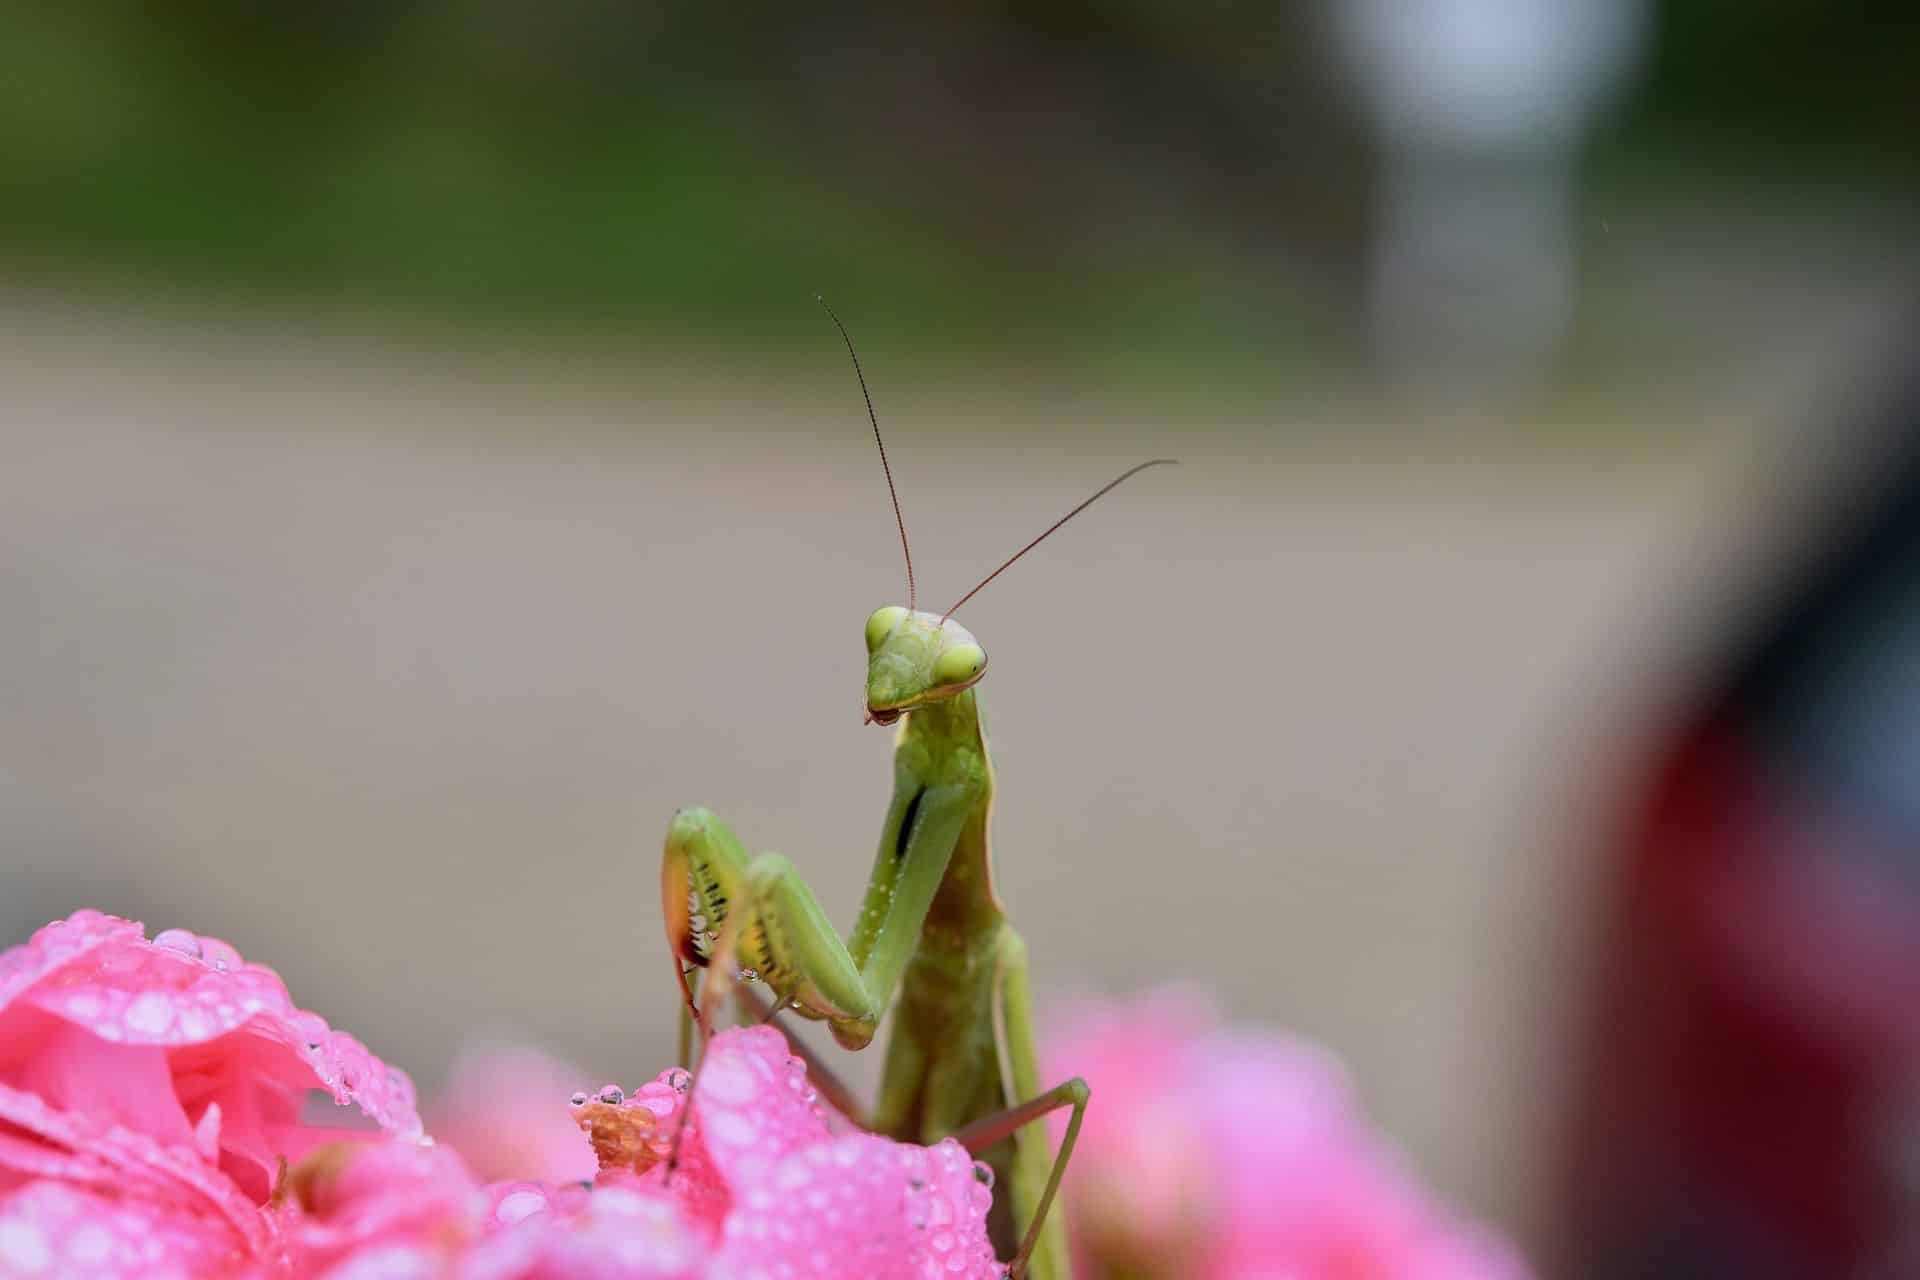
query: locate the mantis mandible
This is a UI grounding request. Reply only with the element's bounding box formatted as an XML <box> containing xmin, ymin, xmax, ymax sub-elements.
<box><xmin>660</xmin><ymin>303</ymin><xmax>1172</xmax><ymax>1279</ymax></box>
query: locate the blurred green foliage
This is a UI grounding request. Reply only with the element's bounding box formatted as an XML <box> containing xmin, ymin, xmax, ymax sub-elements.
<box><xmin>0</xmin><ymin>1</ymin><xmax>1912</xmax><ymax>372</ymax></box>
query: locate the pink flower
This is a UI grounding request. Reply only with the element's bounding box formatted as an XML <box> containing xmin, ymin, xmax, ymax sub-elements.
<box><xmin>426</xmin><ymin>1046</ymin><xmax>597</xmax><ymax>1185</ymax></box>
<box><xmin>1047</xmin><ymin>989</ymin><xmax>1533</xmax><ymax>1280</ymax></box>
<box><xmin>269</xmin><ymin>1137</ymin><xmax>710</xmax><ymax>1279</ymax></box>
<box><xmin>0</xmin><ymin>910</ymin><xmax>1004</xmax><ymax>1277</ymax></box>
<box><xmin>573</xmin><ymin>1026</ymin><xmax>1001</xmax><ymax>1280</ymax></box>
<box><xmin>0</xmin><ymin>910</ymin><xmax>420</xmax><ymax>1276</ymax></box>
<box><xmin>278</xmin><ymin>1026</ymin><xmax>999</xmax><ymax>1279</ymax></box>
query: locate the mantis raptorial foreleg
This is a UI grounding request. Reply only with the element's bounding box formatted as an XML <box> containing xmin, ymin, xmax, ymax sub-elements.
<box><xmin>662</xmin><ymin>805</ymin><xmax>882</xmax><ymax>1048</ymax></box>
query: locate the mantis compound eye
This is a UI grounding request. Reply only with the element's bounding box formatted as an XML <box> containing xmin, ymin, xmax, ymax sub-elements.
<box><xmin>932</xmin><ymin>643</ymin><xmax>987</xmax><ymax>688</ymax></box>
<box><xmin>865</xmin><ymin>605</ymin><xmax>909</xmax><ymax>653</ymax></box>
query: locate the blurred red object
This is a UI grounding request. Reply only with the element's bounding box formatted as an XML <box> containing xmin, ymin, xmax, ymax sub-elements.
<box><xmin>1565</xmin><ymin>364</ymin><xmax>1920</xmax><ymax>1279</ymax></box>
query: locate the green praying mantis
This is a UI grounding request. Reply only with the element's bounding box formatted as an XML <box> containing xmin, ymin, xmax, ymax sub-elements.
<box><xmin>660</xmin><ymin>303</ymin><xmax>1172</xmax><ymax>1280</ymax></box>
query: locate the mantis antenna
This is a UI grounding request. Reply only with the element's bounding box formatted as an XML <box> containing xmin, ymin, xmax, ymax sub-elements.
<box><xmin>817</xmin><ymin>296</ymin><xmax>915</xmax><ymax>614</ymax></box>
<box><xmin>943</xmin><ymin>457</ymin><xmax>1178</xmax><ymax>621</ymax></box>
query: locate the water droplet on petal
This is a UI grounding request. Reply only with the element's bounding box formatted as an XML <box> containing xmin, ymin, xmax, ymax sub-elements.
<box><xmin>706</xmin><ymin>1108</ymin><xmax>756</xmax><ymax>1149</ymax></box>
<box><xmin>972</xmin><ymin>1160</ymin><xmax>994</xmax><ymax>1188</ymax></box>
<box><xmin>666</xmin><ymin>1068</ymin><xmax>692</xmax><ymax>1093</ymax></box>
<box><xmin>152</xmin><ymin>929</ymin><xmax>201</xmax><ymax>958</ymax></box>
<box><xmin>699</xmin><ymin>1055</ymin><xmax>757</xmax><ymax>1105</ymax></box>
<box><xmin>124</xmin><ymin>991</ymin><xmax>175</xmax><ymax>1036</ymax></box>
<box><xmin>597</xmin><ymin>1085</ymin><xmax>625</xmax><ymax>1106</ymax></box>
<box><xmin>569</xmin><ymin>1091</ymin><xmax>588</xmax><ymax>1107</ymax></box>
<box><xmin>496</xmin><ymin>1186</ymin><xmax>549</xmax><ymax>1224</ymax></box>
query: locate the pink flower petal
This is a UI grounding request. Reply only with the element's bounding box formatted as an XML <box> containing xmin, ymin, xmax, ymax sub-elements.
<box><xmin>0</xmin><ymin>1081</ymin><xmax>272</xmax><ymax>1256</ymax></box>
<box><xmin>680</xmin><ymin>1028</ymin><xmax>998</xmax><ymax>1279</ymax></box>
<box><xmin>278</xmin><ymin>1143</ymin><xmax>713</xmax><ymax>1280</ymax></box>
<box><xmin>711</xmin><ymin>1133</ymin><xmax>1000</xmax><ymax>1280</ymax></box>
<box><xmin>460</xmin><ymin>1181</ymin><xmax>710</xmax><ymax>1280</ymax></box>
<box><xmin>1048</xmin><ymin>989</ymin><xmax>1535</xmax><ymax>1280</ymax></box>
<box><xmin>0</xmin><ymin>1180</ymin><xmax>247</xmax><ymax>1279</ymax></box>
<box><xmin>278</xmin><ymin>1140</ymin><xmax>483</xmax><ymax>1273</ymax></box>
<box><xmin>678</xmin><ymin>1027</ymin><xmax>831</xmax><ymax>1187</ymax></box>
<box><xmin>5</xmin><ymin>914</ymin><xmax>419</xmax><ymax>1131</ymax></box>
<box><xmin>0</xmin><ymin>912</ymin><xmax>421</xmax><ymax>1207</ymax></box>
<box><xmin>427</xmin><ymin>1045</ymin><xmax>597</xmax><ymax>1184</ymax></box>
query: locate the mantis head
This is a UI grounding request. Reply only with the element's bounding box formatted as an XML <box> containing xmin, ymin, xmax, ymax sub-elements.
<box><xmin>862</xmin><ymin>607</ymin><xmax>986</xmax><ymax>726</ymax></box>
<box><xmin>816</xmin><ymin>296</ymin><xmax>1170</xmax><ymax>728</ymax></box>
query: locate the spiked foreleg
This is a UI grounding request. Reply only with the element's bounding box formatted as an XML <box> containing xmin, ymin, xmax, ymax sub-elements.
<box><xmin>662</xmin><ymin>807</ymin><xmax>883</xmax><ymax>1051</ymax></box>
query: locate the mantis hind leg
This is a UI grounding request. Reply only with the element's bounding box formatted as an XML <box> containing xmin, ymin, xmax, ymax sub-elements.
<box><xmin>945</xmin><ymin>926</ymin><xmax>1087</xmax><ymax>1280</ymax></box>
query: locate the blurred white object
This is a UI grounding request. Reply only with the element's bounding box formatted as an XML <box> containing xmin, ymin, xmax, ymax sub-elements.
<box><xmin>1333</xmin><ymin>0</ymin><xmax>1647</xmax><ymax>392</ymax></box>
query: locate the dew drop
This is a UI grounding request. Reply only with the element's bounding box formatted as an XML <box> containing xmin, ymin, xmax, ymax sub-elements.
<box><xmin>569</xmin><ymin>1091</ymin><xmax>588</xmax><ymax>1107</ymax></box>
<box><xmin>153</xmin><ymin>929</ymin><xmax>202</xmax><ymax>959</ymax></box>
<box><xmin>124</xmin><ymin>991</ymin><xmax>175</xmax><ymax>1036</ymax></box>
<box><xmin>495</xmin><ymin>1188</ymin><xmax>548</xmax><ymax>1224</ymax></box>
<box><xmin>972</xmin><ymin>1160</ymin><xmax>994</xmax><ymax>1189</ymax></box>
<box><xmin>700</xmin><ymin>1055</ymin><xmax>757</xmax><ymax>1105</ymax></box>
<box><xmin>666</xmin><ymin>1068</ymin><xmax>692</xmax><ymax>1093</ymax></box>
<box><xmin>597</xmin><ymin>1085</ymin><xmax>625</xmax><ymax>1106</ymax></box>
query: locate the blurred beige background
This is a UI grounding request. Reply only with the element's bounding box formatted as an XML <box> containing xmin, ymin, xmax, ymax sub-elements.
<box><xmin>4</xmin><ymin>284</ymin><xmax>1904</xmax><ymax>1255</ymax></box>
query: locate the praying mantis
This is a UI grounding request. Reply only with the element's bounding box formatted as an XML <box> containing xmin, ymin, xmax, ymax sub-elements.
<box><xmin>660</xmin><ymin>303</ymin><xmax>1172</xmax><ymax>1280</ymax></box>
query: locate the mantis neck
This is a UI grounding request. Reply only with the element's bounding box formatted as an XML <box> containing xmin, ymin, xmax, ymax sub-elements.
<box><xmin>903</xmin><ymin>687</ymin><xmax>985</xmax><ymax>757</ymax></box>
